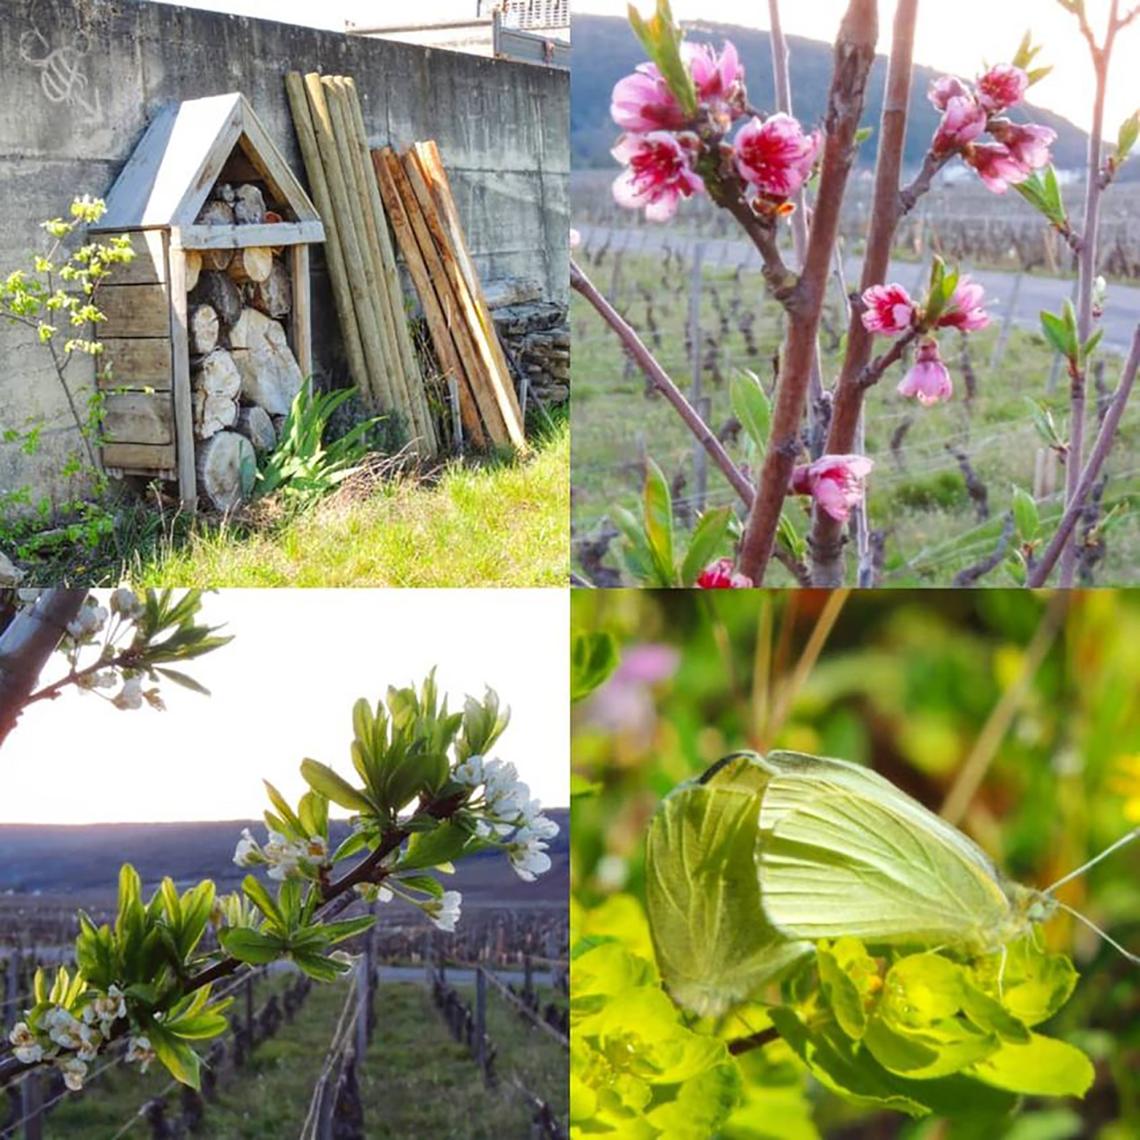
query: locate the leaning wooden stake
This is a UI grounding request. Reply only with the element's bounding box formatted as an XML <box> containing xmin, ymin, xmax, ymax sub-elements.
<box><xmin>342</xmin><ymin>78</ymin><xmax>438</xmax><ymax>454</ymax></box>
<box><xmin>285</xmin><ymin>72</ymin><xmax>368</xmax><ymax>394</ymax></box>
<box><xmin>373</xmin><ymin>149</ymin><xmax>486</xmax><ymax>446</ymax></box>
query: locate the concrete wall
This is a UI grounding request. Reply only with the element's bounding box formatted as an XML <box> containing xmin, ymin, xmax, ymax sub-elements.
<box><xmin>0</xmin><ymin>0</ymin><xmax>568</xmax><ymax>505</ymax></box>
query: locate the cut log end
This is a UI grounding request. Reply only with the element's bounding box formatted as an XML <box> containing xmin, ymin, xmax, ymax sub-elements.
<box><xmin>188</xmin><ymin>304</ymin><xmax>220</xmax><ymax>357</ymax></box>
<box><xmin>235</xmin><ymin>405</ymin><xmax>278</xmax><ymax>451</ymax></box>
<box><xmin>196</xmin><ymin>430</ymin><xmax>255</xmax><ymax>512</ymax></box>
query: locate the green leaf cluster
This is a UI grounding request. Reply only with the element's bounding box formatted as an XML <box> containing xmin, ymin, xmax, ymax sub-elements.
<box><xmin>1039</xmin><ymin>300</ymin><xmax>1101</xmax><ymax>369</ymax></box>
<box><xmin>1013</xmin><ymin>167</ymin><xmax>1067</xmax><ymax>230</ymax></box>
<box><xmin>613</xmin><ymin>458</ymin><xmax>735</xmax><ymax>587</ymax></box>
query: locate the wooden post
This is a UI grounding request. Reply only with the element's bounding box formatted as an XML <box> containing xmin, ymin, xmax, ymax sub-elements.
<box><xmin>20</xmin><ymin>1070</ymin><xmax>42</xmax><ymax>1140</ymax></box>
<box><xmin>284</xmin><ymin>72</ymin><xmax>369</xmax><ymax>396</ymax></box>
<box><xmin>355</xmin><ymin>959</ymin><xmax>369</xmax><ymax>1064</ymax></box>
<box><xmin>245</xmin><ymin>975</ymin><xmax>255</xmax><ymax>1044</ymax></box>
<box><xmin>688</xmin><ymin>244</ymin><xmax>707</xmax><ymax>515</ymax></box>
<box><xmin>475</xmin><ymin>967</ymin><xmax>488</xmax><ymax>1084</ymax></box>
<box><xmin>167</xmin><ymin>238</ymin><xmax>198</xmax><ymax>509</ymax></box>
<box><xmin>289</xmin><ymin>244</ymin><xmax>312</xmax><ymax>379</ymax></box>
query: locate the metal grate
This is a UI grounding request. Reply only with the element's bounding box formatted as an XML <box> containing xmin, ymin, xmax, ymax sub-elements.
<box><xmin>497</xmin><ymin>0</ymin><xmax>570</xmax><ymax>30</ymax></box>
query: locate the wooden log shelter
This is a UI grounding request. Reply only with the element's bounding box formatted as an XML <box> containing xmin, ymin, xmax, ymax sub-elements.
<box><xmin>90</xmin><ymin>93</ymin><xmax>325</xmax><ymax>510</ymax></box>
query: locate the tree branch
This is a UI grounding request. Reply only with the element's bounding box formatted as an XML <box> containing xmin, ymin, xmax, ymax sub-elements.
<box><xmin>1028</xmin><ymin>325</ymin><xmax>1140</xmax><ymax>586</ymax></box>
<box><xmin>727</xmin><ymin>1026</ymin><xmax>782</xmax><ymax>1055</ymax></box>
<box><xmin>806</xmin><ymin>0</ymin><xmax>919</xmax><ymax>587</ymax></box>
<box><xmin>571</xmin><ymin>258</ymin><xmax>755</xmax><ymax>507</ymax></box>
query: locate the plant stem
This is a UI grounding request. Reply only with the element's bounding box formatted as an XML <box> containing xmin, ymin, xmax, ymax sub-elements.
<box><xmin>728</xmin><ymin>1026</ymin><xmax>781</xmax><ymax>1055</ymax></box>
<box><xmin>737</xmin><ymin>0</ymin><xmax>879</xmax><ymax>584</ymax></box>
<box><xmin>807</xmin><ymin>0</ymin><xmax>919</xmax><ymax>587</ymax></box>
<box><xmin>571</xmin><ymin>258</ymin><xmax>754</xmax><ymax>506</ymax></box>
<box><xmin>1061</xmin><ymin>0</ymin><xmax>1118</xmax><ymax>586</ymax></box>
<box><xmin>1028</xmin><ymin>324</ymin><xmax>1140</xmax><ymax>586</ymax></box>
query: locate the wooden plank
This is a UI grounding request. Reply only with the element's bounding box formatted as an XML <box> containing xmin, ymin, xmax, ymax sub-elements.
<box><xmin>98</xmin><ymin>339</ymin><xmax>173</xmax><ymax>390</ymax></box>
<box><xmin>173</xmin><ymin>220</ymin><xmax>324</xmax><ymax>250</ymax></box>
<box><xmin>285</xmin><ymin>71</ymin><xmax>369</xmax><ymax>397</ymax></box>
<box><xmin>411</xmin><ymin>141</ymin><xmax>527</xmax><ymax>447</ymax></box>
<box><xmin>102</xmin><ymin>442</ymin><xmax>177</xmax><ymax>472</ymax></box>
<box><xmin>373</xmin><ymin>149</ymin><xmax>486</xmax><ymax>447</ymax></box>
<box><xmin>103</xmin><ymin>231</ymin><xmax>167</xmax><ymax>285</ymax></box>
<box><xmin>342</xmin><ymin>77</ymin><xmax>437</xmax><ymax>454</ymax></box>
<box><xmin>99</xmin><ymin>284</ymin><xmax>170</xmax><ymax>339</ymax></box>
<box><xmin>385</xmin><ymin>148</ymin><xmax>507</xmax><ymax>445</ymax></box>
<box><xmin>168</xmin><ymin>247</ymin><xmax>198</xmax><ymax>508</ymax></box>
<box><xmin>290</xmin><ymin>244</ymin><xmax>312</xmax><ymax>378</ymax></box>
<box><xmin>102</xmin><ymin>392</ymin><xmax>174</xmax><ymax>445</ymax></box>
<box><xmin>399</xmin><ymin>150</ymin><xmax>520</xmax><ymax>446</ymax></box>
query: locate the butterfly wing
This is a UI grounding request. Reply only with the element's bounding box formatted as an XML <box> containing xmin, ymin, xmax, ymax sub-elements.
<box><xmin>645</xmin><ymin>754</ymin><xmax>812</xmax><ymax>1016</ymax></box>
<box><xmin>755</xmin><ymin>751</ymin><xmax>1014</xmax><ymax>949</ymax></box>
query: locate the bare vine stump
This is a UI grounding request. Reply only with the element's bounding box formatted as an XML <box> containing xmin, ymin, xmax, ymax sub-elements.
<box><xmin>230</xmin><ymin>308</ymin><xmax>303</xmax><ymax>414</ymax></box>
<box><xmin>332</xmin><ymin>1054</ymin><xmax>365</xmax><ymax>1140</ymax></box>
<box><xmin>227</xmin><ymin>247</ymin><xmax>274</xmax><ymax>285</ymax></box>
<box><xmin>236</xmin><ymin>405</ymin><xmax>277</xmax><ymax>451</ymax></box>
<box><xmin>250</xmin><ymin>261</ymin><xmax>292</xmax><ymax>319</ymax></box>
<box><xmin>191</xmin><ymin>272</ymin><xmax>243</xmax><ymax>331</ymax></box>
<box><xmin>143</xmin><ymin>1098</ymin><xmax>176</xmax><ymax>1140</ymax></box>
<box><xmin>180</xmin><ymin>1085</ymin><xmax>205</xmax><ymax>1133</ymax></box>
<box><xmin>196</xmin><ymin>430</ymin><xmax>255</xmax><ymax>511</ymax></box>
<box><xmin>188</xmin><ymin>304</ymin><xmax>220</xmax><ymax>356</ymax></box>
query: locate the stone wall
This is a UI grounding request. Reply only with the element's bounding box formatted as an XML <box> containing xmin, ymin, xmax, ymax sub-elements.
<box><xmin>0</xmin><ymin>0</ymin><xmax>568</xmax><ymax>505</ymax></box>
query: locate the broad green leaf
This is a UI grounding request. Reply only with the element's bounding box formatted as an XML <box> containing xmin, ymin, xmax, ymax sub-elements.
<box><xmin>645</xmin><ymin>756</ymin><xmax>810</xmax><ymax>1016</ymax></box>
<box><xmin>969</xmin><ymin>1033</ymin><xmax>1094</xmax><ymax>1097</ymax></box>
<box><xmin>730</xmin><ymin>370</ymin><xmax>772</xmax><ymax>453</ymax></box>
<box><xmin>398</xmin><ymin>820</ymin><xmax>471</xmax><ymax>871</ymax></box>
<box><xmin>643</xmin><ymin>458</ymin><xmax>677</xmax><ymax>586</ymax></box>
<box><xmin>291</xmin><ymin>949</ymin><xmax>350</xmax><ymax>982</ymax></box>
<box><xmin>218</xmin><ymin>927</ymin><xmax>285</xmax><ymax>965</ymax></box>
<box><xmin>571</xmin><ymin>632</ymin><xmax>620</xmax><ymax>702</ymax></box>
<box><xmin>153</xmin><ymin>667</ymin><xmax>211</xmax><ymax>696</ymax></box>
<box><xmin>818</xmin><ymin>937</ymin><xmax>879</xmax><ymax>1039</ymax></box>
<box><xmin>321</xmin><ymin>915</ymin><xmax>377</xmax><ymax>945</ymax></box>
<box><xmin>300</xmin><ymin>759</ymin><xmax>375</xmax><ymax>813</ymax></box>
<box><xmin>680</xmin><ymin>507</ymin><xmax>734</xmax><ymax>587</ymax></box>
<box><xmin>148</xmin><ymin>1025</ymin><xmax>202</xmax><ymax>1089</ymax></box>
<box><xmin>1012</xmin><ymin>487</ymin><xmax>1040</xmax><ymax>542</ymax></box>
<box><xmin>1040</xmin><ymin>310</ymin><xmax>1076</xmax><ymax>359</ymax></box>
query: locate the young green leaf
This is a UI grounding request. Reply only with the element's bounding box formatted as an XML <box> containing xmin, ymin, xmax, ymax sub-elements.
<box><xmin>571</xmin><ymin>632</ymin><xmax>620</xmax><ymax>702</ymax></box>
<box><xmin>730</xmin><ymin>370</ymin><xmax>771</xmax><ymax>453</ymax></box>
<box><xmin>679</xmin><ymin>507</ymin><xmax>734</xmax><ymax>587</ymax></box>
<box><xmin>1011</xmin><ymin>487</ymin><xmax>1040</xmax><ymax>542</ymax></box>
<box><xmin>300</xmin><ymin>759</ymin><xmax>375</xmax><ymax>814</ymax></box>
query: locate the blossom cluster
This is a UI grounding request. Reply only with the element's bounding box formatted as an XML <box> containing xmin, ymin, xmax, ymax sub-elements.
<box><xmin>610</xmin><ymin>41</ymin><xmax>820</xmax><ymax>221</ymax></box>
<box><xmin>7</xmin><ymin>987</ymin><xmax>151</xmax><ymax>1091</ymax></box>
<box><xmin>928</xmin><ymin>65</ymin><xmax>1055</xmax><ymax>193</ymax></box>
<box><xmin>861</xmin><ymin>275</ymin><xmax>990</xmax><ymax>406</ymax></box>
<box><xmin>234</xmin><ymin>829</ymin><xmax>330</xmax><ymax>881</ymax></box>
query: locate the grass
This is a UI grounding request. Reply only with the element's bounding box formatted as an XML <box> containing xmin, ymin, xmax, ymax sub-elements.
<box><xmin>570</xmin><ymin>247</ymin><xmax>1140</xmax><ymax>586</ymax></box>
<box><xmin>36</xmin><ymin>977</ymin><xmax>566</xmax><ymax>1138</ymax></box>
<box><xmin>13</xmin><ymin>417</ymin><xmax>568</xmax><ymax>587</ymax></box>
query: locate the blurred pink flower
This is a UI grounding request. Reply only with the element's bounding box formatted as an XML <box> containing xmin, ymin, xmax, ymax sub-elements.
<box><xmin>928</xmin><ymin>74</ymin><xmax>971</xmax><ymax>110</ymax></box>
<box><xmin>612</xmin><ymin>131</ymin><xmax>704</xmax><ymax>221</ymax></box>
<box><xmin>966</xmin><ymin>141</ymin><xmax>1030</xmax><ymax>192</ymax></box>
<box><xmin>861</xmin><ymin>283</ymin><xmax>917</xmax><ymax>335</ymax></box>
<box><xmin>696</xmin><ymin>558</ymin><xmax>752</xmax><ymax>588</ymax></box>
<box><xmin>611</xmin><ymin>64</ymin><xmax>689</xmax><ymax>132</ymax></box>
<box><xmin>733</xmin><ymin>113</ymin><xmax>821</xmax><ymax>200</ymax></box>
<box><xmin>976</xmin><ymin>64</ymin><xmax>1029</xmax><ymax>112</ymax></box>
<box><xmin>898</xmin><ymin>338</ymin><xmax>953</xmax><ymax>405</ymax></box>
<box><xmin>790</xmin><ymin>455</ymin><xmax>874</xmax><ymax>523</ymax></box>
<box><xmin>932</xmin><ymin>95</ymin><xmax>987</xmax><ymax>153</ymax></box>
<box><xmin>988</xmin><ymin>119</ymin><xmax>1056</xmax><ymax>169</ymax></box>
<box><xmin>585</xmin><ymin>643</ymin><xmax>680</xmax><ymax>742</ymax></box>
<box><xmin>615</xmin><ymin>643</ymin><xmax>682</xmax><ymax>685</ymax></box>
<box><xmin>937</xmin><ymin>276</ymin><xmax>990</xmax><ymax>331</ymax></box>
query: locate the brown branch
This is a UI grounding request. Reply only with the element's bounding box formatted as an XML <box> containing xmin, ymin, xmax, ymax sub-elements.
<box><xmin>1029</xmin><ymin>325</ymin><xmax>1140</xmax><ymax>586</ymax></box>
<box><xmin>727</xmin><ymin>1026</ymin><xmax>782</xmax><ymax>1055</ymax></box>
<box><xmin>859</xmin><ymin>326</ymin><xmax>920</xmax><ymax>388</ymax></box>
<box><xmin>806</xmin><ymin>0</ymin><xmax>919</xmax><ymax>587</ymax></box>
<box><xmin>571</xmin><ymin>257</ymin><xmax>755</xmax><ymax>507</ymax></box>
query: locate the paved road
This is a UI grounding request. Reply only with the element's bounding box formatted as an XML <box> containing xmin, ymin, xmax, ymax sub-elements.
<box><xmin>575</xmin><ymin>223</ymin><xmax>1140</xmax><ymax>353</ymax></box>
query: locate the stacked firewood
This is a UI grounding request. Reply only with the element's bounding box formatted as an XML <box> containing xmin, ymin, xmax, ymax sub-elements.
<box><xmin>186</xmin><ymin>183</ymin><xmax>304</xmax><ymax>509</ymax></box>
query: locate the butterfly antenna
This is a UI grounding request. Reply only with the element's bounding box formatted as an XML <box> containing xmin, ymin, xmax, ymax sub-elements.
<box><xmin>1044</xmin><ymin>826</ymin><xmax>1140</xmax><ymax>894</ymax></box>
<box><xmin>1053</xmin><ymin>900</ymin><xmax>1140</xmax><ymax>966</ymax></box>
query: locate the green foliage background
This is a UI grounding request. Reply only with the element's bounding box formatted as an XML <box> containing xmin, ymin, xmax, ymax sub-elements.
<box><xmin>571</xmin><ymin>589</ymin><xmax>1140</xmax><ymax>1139</ymax></box>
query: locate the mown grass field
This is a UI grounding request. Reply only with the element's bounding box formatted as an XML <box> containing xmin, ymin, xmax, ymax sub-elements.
<box><xmin>570</xmin><ymin>246</ymin><xmax>1140</xmax><ymax>586</ymax></box>
<box><xmin>38</xmin><ymin>976</ymin><xmax>566</xmax><ymax>1138</ymax></box>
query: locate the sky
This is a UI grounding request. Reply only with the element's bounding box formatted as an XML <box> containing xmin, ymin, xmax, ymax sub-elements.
<box><xmin>0</xmin><ymin>589</ymin><xmax>569</xmax><ymax>824</ymax></box>
<box><xmin>577</xmin><ymin>0</ymin><xmax>1138</xmax><ymax>135</ymax></box>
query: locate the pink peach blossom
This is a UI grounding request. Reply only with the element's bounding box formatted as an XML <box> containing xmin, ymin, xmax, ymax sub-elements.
<box><xmin>861</xmin><ymin>283</ymin><xmax>917</xmax><ymax>335</ymax></box>
<box><xmin>612</xmin><ymin>132</ymin><xmax>705</xmax><ymax>221</ymax></box>
<box><xmin>733</xmin><ymin>113</ymin><xmax>821</xmax><ymax>200</ymax></box>
<box><xmin>966</xmin><ymin>141</ymin><xmax>1030</xmax><ymax>193</ymax></box>
<box><xmin>696</xmin><ymin>558</ymin><xmax>752</xmax><ymax>588</ymax></box>
<box><xmin>790</xmin><ymin>455</ymin><xmax>874</xmax><ymax>523</ymax></box>
<box><xmin>611</xmin><ymin>64</ymin><xmax>689</xmax><ymax>132</ymax></box>
<box><xmin>928</xmin><ymin>75</ymin><xmax>972</xmax><ymax>111</ymax></box>
<box><xmin>683</xmin><ymin>41</ymin><xmax>744</xmax><ymax>119</ymax></box>
<box><xmin>932</xmin><ymin>96</ymin><xmax>987</xmax><ymax>153</ymax></box>
<box><xmin>988</xmin><ymin>120</ymin><xmax>1056</xmax><ymax>169</ymax></box>
<box><xmin>937</xmin><ymin>276</ymin><xmax>990</xmax><ymax>332</ymax></box>
<box><xmin>898</xmin><ymin>339</ymin><xmax>953</xmax><ymax>405</ymax></box>
<box><xmin>976</xmin><ymin>64</ymin><xmax>1029</xmax><ymax>113</ymax></box>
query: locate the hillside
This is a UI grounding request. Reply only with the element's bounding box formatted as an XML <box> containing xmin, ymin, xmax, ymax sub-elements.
<box><xmin>0</xmin><ymin>809</ymin><xmax>569</xmax><ymax>906</ymax></box>
<box><xmin>572</xmin><ymin>14</ymin><xmax>1094</xmax><ymax>175</ymax></box>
